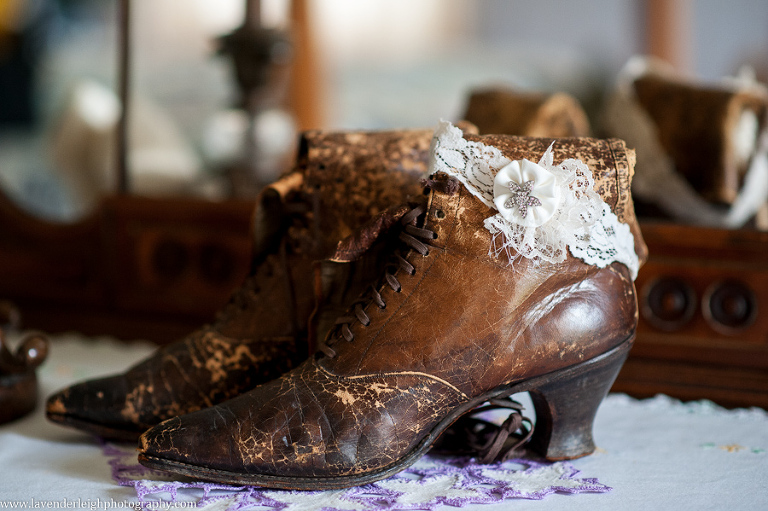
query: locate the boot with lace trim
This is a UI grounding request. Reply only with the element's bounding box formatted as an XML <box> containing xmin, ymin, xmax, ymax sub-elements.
<box><xmin>137</xmin><ymin>121</ymin><xmax>647</xmax><ymax>489</ymax></box>
<box><xmin>45</xmin><ymin>129</ymin><xmax>432</xmax><ymax>441</ymax></box>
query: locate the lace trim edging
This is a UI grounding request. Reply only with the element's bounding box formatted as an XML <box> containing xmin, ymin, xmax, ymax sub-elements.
<box><xmin>428</xmin><ymin>120</ymin><xmax>639</xmax><ymax>279</ymax></box>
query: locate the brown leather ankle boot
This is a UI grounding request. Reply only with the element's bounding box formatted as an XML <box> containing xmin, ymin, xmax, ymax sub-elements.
<box><xmin>137</xmin><ymin>121</ymin><xmax>647</xmax><ymax>489</ymax></box>
<box><xmin>45</xmin><ymin>129</ymin><xmax>432</xmax><ymax>441</ymax></box>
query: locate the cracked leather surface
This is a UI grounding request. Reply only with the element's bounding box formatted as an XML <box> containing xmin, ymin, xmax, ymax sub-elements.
<box><xmin>46</xmin><ymin>252</ymin><xmax>306</xmax><ymax>434</ymax></box>
<box><xmin>46</xmin><ymin>129</ymin><xmax>432</xmax><ymax>439</ymax></box>
<box><xmin>140</xmin><ymin>358</ymin><xmax>466</xmax><ymax>478</ymax></box>
<box><xmin>139</xmin><ymin>133</ymin><xmax>644</xmax><ymax>484</ymax></box>
<box><xmin>301</xmin><ymin>129</ymin><xmax>433</xmax><ymax>247</ymax></box>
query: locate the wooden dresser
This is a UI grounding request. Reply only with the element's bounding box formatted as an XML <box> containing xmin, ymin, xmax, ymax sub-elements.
<box><xmin>613</xmin><ymin>221</ymin><xmax>768</xmax><ymax>408</ymax></box>
<box><xmin>0</xmin><ymin>193</ymin><xmax>256</xmax><ymax>342</ymax></box>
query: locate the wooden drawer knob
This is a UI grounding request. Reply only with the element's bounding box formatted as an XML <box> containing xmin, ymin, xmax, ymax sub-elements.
<box><xmin>703</xmin><ymin>280</ymin><xmax>757</xmax><ymax>333</ymax></box>
<box><xmin>642</xmin><ymin>277</ymin><xmax>696</xmax><ymax>331</ymax></box>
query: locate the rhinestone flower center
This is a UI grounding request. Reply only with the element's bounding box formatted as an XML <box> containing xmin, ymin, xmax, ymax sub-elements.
<box><xmin>503</xmin><ymin>180</ymin><xmax>542</xmax><ymax>218</ymax></box>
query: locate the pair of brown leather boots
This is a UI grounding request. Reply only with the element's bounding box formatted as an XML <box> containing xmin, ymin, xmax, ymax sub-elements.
<box><xmin>46</xmin><ymin>122</ymin><xmax>647</xmax><ymax>490</ymax></box>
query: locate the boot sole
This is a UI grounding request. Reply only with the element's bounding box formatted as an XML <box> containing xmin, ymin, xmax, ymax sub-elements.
<box><xmin>46</xmin><ymin>412</ymin><xmax>146</xmax><ymax>442</ymax></box>
<box><xmin>138</xmin><ymin>335</ymin><xmax>633</xmax><ymax>489</ymax></box>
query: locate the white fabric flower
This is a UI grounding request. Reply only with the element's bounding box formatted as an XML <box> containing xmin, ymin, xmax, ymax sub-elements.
<box><xmin>483</xmin><ymin>147</ymin><xmax>603</xmax><ymax>265</ymax></box>
<box><xmin>429</xmin><ymin>120</ymin><xmax>640</xmax><ymax>279</ymax></box>
<box><xmin>493</xmin><ymin>159</ymin><xmax>560</xmax><ymax>227</ymax></box>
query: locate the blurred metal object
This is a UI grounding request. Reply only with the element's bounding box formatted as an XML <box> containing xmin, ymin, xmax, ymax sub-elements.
<box><xmin>218</xmin><ymin>0</ymin><xmax>294</xmax><ymax>194</ymax></box>
<box><xmin>0</xmin><ymin>303</ymin><xmax>49</xmax><ymax>425</ymax></box>
<box><xmin>0</xmin><ymin>2</ymin><xmax>260</xmax><ymax>344</ymax></box>
<box><xmin>220</xmin><ymin>0</ymin><xmax>293</xmax><ymax>112</ymax></box>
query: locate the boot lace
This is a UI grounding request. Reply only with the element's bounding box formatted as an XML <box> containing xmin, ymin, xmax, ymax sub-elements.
<box><xmin>320</xmin><ymin>203</ymin><xmax>436</xmax><ymax>358</ymax></box>
<box><xmin>432</xmin><ymin>397</ymin><xmax>534</xmax><ymax>463</ymax></box>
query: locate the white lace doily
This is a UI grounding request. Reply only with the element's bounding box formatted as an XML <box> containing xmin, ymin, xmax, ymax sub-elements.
<box><xmin>106</xmin><ymin>444</ymin><xmax>610</xmax><ymax>511</ymax></box>
<box><xmin>429</xmin><ymin>121</ymin><xmax>639</xmax><ymax>279</ymax></box>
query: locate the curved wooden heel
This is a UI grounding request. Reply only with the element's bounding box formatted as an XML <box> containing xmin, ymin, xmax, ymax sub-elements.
<box><xmin>528</xmin><ymin>339</ymin><xmax>632</xmax><ymax>460</ymax></box>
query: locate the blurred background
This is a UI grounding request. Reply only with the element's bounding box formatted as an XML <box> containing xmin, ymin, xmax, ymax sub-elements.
<box><xmin>1</xmin><ymin>0</ymin><xmax>766</xmax><ymax>220</ymax></box>
<box><xmin>1</xmin><ymin>0</ymin><xmax>767</xmax><ymax>408</ymax></box>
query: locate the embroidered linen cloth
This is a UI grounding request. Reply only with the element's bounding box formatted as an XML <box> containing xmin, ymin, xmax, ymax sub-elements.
<box><xmin>1</xmin><ymin>332</ymin><xmax>767</xmax><ymax>510</ymax></box>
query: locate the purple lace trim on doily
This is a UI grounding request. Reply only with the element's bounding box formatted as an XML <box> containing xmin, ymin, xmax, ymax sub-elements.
<box><xmin>103</xmin><ymin>442</ymin><xmax>610</xmax><ymax>511</ymax></box>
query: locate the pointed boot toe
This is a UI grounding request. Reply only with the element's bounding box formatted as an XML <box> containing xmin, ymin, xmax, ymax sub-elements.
<box><xmin>138</xmin><ymin>394</ymin><xmax>270</xmax><ymax>484</ymax></box>
<box><xmin>139</xmin><ymin>357</ymin><xmax>470</xmax><ymax>489</ymax></box>
<box><xmin>139</xmin><ymin>413</ymin><xmax>226</xmax><ymax>475</ymax></box>
<box><xmin>46</xmin><ymin>374</ymin><xmax>151</xmax><ymax>440</ymax></box>
<box><xmin>46</xmin><ymin>326</ymin><xmax>300</xmax><ymax>441</ymax></box>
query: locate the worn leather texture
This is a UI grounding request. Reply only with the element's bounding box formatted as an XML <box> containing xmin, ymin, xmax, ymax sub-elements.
<box><xmin>46</xmin><ymin>129</ymin><xmax>432</xmax><ymax>439</ymax></box>
<box><xmin>300</xmin><ymin>129</ymin><xmax>434</xmax><ymax>249</ymax></box>
<box><xmin>139</xmin><ymin>133</ymin><xmax>643</xmax><ymax>484</ymax></box>
<box><xmin>310</xmin><ymin>203</ymin><xmax>414</xmax><ymax>353</ymax></box>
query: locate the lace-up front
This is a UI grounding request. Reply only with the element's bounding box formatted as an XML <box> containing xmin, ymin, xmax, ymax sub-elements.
<box><xmin>320</xmin><ymin>204</ymin><xmax>436</xmax><ymax>358</ymax></box>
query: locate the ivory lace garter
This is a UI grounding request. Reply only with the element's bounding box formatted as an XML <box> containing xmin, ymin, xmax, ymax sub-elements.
<box><xmin>429</xmin><ymin>121</ymin><xmax>640</xmax><ymax>279</ymax></box>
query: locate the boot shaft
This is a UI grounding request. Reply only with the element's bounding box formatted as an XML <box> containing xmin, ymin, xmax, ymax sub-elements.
<box><xmin>250</xmin><ymin>129</ymin><xmax>433</xmax><ymax>265</ymax></box>
<box><xmin>295</xmin><ymin>129</ymin><xmax>434</xmax><ymax>255</ymax></box>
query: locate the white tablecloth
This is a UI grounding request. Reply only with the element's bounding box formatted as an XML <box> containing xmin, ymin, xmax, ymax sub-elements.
<box><xmin>1</xmin><ymin>333</ymin><xmax>767</xmax><ymax>510</ymax></box>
